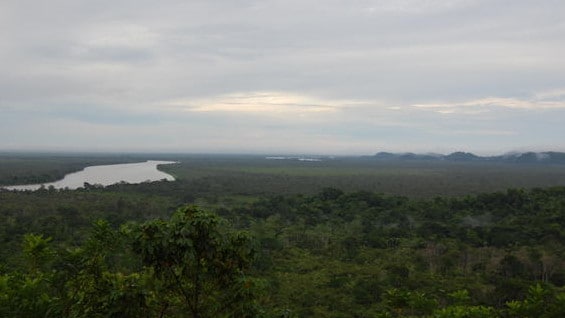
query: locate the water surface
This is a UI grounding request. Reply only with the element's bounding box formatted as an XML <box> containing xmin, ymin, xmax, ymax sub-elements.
<box><xmin>4</xmin><ymin>160</ymin><xmax>176</xmax><ymax>191</ymax></box>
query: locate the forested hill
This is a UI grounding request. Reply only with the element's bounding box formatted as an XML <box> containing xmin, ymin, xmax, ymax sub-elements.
<box><xmin>370</xmin><ymin>151</ymin><xmax>565</xmax><ymax>164</ymax></box>
<box><xmin>2</xmin><ymin>186</ymin><xmax>565</xmax><ymax>316</ymax></box>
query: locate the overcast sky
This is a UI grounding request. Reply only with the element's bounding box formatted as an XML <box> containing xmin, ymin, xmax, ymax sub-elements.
<box><xmin>1</xmin><ymin>0</ymin><xmax>564</xmax><ymax>155</ymax></box>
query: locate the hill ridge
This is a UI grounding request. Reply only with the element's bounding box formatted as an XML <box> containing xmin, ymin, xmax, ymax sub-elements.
<box><xmin>370</xmin><ymin>151</ymin><xmax>565</xmax><ymax>164</ymax></box>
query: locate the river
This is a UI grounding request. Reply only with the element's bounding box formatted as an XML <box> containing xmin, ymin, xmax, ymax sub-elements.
<box><xmin>3</xmin><ymin>160</ymin><xmax>177</xmax><ymax>191</ymax></box>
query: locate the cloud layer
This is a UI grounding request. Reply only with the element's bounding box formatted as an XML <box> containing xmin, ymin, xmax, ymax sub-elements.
<box><xmin>1</xmin><ymin>0</ymin><xmax>565</xmax><ymax>154</ymax></box>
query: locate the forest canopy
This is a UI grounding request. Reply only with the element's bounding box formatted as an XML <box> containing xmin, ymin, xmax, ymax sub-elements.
<box><xmin>3</xmin><ymin>181</ymin><xmax>565</xmax><ymax>317</ymax></box>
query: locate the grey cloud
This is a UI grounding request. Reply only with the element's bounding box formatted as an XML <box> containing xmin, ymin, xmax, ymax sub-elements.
<box><xmin>1</xmin><ymin>0</ymin><xmax>565</xmax><ymax>154</ymax></box>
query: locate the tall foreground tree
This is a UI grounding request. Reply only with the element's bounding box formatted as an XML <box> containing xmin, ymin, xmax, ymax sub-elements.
<box><xmin>130</xmin><ymin>205</ymin><xmax>260</xmax><ymax>317</ymax></box>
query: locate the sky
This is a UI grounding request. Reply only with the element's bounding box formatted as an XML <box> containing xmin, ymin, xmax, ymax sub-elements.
<box><xmin>1</xmin><ymin>0</ymin><xmax>565</xmax><ymax>155</ymax></box>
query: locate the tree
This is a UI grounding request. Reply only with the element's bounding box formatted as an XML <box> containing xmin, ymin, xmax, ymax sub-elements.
<box><xmin>130</xmin><ymin>205</ymin><xmax>261</xmax><ymax>317</ymax></box>
<box><xmin>0</xmin><ymin>234</ymin><xmax>55</xmax><ymax>318</ymax></box>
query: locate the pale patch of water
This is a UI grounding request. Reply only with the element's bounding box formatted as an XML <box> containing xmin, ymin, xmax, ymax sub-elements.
<box><xmin>4</xmin><ymin>160</ymin><xmax>177</xmax><ymax>191</ymax></box>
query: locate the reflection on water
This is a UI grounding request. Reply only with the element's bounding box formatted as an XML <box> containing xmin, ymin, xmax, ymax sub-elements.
<box><xmin>4</xmin><ymin>160</ymin><xmax>177</xmax><ymax>191</ymax></box>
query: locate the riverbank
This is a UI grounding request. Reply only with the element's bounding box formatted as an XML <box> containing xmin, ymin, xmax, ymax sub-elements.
<box><xmin>3</xmin><ymin>160</ymin><xmax>177</xmax><ymax>191</ymax></box>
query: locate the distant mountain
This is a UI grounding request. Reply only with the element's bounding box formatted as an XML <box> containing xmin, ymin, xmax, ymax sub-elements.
<box><xmin>374</xmin><ymin>152</ymin><xmax>441</xmax><ymax>161</ymax></box>
<box><xmin>373</xmin><ymin>152</ymin><xmax>398</xmax><ymax>160</ymax></box>
<box><xmin>444</xmin><ymin>152</ymin><xmax>480</xmax><ymax>161</ymax></box>
<box><xmin>370</xmin><ymin>151</ymin><xmax>565</xmax><ymax>164</ymax></box>
<box><xmin>504</xmin><ymin>152</ymin><xmax>565</xmax><ymax>164</ymax></box>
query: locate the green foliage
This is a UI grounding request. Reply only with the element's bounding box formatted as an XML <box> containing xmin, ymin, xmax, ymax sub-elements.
<box><xmin>0</xmin><ymin>272</ymin><xmax>55</xmax><ymax>318</ymax></box>
<box><xmin>131</xmin><ymin>206</ymin><xmax>261</xmax><ymax>317</ymax></box>
<box><xmin>505</xmin><ymin>284</ymin><xmax>565</xmax><ymax>318</ymax></box>
<box><xmin>0</xmin><ymin>206</ymin><xmax>262</xmax><ymax>318</ymax></box>
<box><xmin>432</xmin><ymin>305</ymin><xmax>498</xmax><ymax>318</ymax></box>
<box><xmin>22</xmin><ymin>234</ymin><xmax>54</xmax><ymax>274</ymax></box>
<box><xmin>4</xmin><ymin>155</ymin><xmax>565</xmax><ymax>317</ymax></box>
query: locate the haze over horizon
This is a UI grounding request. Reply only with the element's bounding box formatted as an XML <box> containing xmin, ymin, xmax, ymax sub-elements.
<box><xmin>2</xmin><ymin>0</ymin><xmax>564</xmax><ymax>155</ymax></box>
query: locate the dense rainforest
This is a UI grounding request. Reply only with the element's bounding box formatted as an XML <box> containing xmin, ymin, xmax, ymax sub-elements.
<box><xmin>3</xmin><ymin>155</ymin><xmax>565</xmax><ymax>316</ymax></box>
<box><xmin>2</xmin><ymin>180</ymin><xmax>565</xmax><ymax>317</ymax></box>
